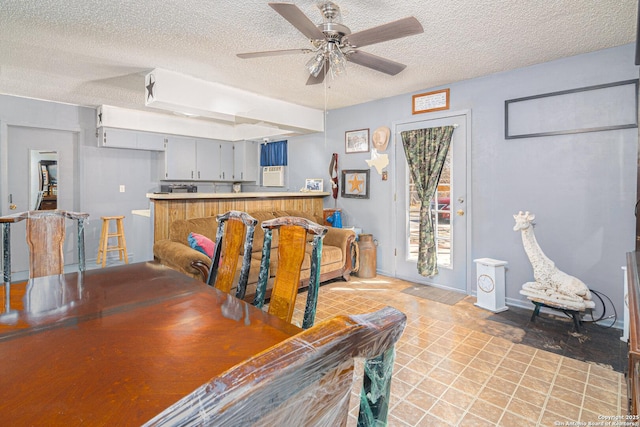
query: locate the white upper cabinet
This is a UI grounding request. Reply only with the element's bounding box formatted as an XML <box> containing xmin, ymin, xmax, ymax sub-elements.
<box><xmin>159</xmin><ymin>137</ymin><xmax>260</xmax><ymax>182</ymax></box>
<box><xmin>163</xmin><ymin>136</ymin><xmax>197</xmax><ymax>180</ymax></box>
<box><xmin>233</xmin><ymin>141</ymin><xmax>259</xmax><ymax>182</ymax></box>
<box><xmin>195</xmin><ymin>140</ymin><xmax>222</xmax><ymax>181</ymax></box>
<box><xmin>98</xmin><ymin>127</ymin><xmax>165</xmax><ymax>151</ymax></box>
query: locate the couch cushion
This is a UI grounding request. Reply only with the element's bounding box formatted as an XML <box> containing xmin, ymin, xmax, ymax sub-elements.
<box><xmin>274</xmin><ymin>210</ymin><xmax>323</xmax><ymax>225</ymax></box>
<box><xmin>170</xmin><ymin>216</ymin><xmax>217</xmax><ymax>244</ymax></box>
<box><xmin>273</xmin><ymin>210</ymin><xmax>325</xmax><ymax>243</ymax></box>
<box><xmin>248</xmin><ymin>211</ymin><xmax>278</xmax><ymax>252</ymax></box>
<box><xmin>301</xmin><ymin>244</ymin><xmax>343</xmax><ymax>270</ymax></box>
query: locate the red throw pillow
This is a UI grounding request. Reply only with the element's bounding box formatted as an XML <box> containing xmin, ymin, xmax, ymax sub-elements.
<box><xmin>188</xmin><ymin>232</ymin><xmax>215</xmax><ymax>258</ymax></box>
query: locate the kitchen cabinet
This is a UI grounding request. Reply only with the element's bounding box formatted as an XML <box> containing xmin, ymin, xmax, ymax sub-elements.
<box><xmin>195</xmin><ymin>140</ymin><xmax>221</xmax><ymax>181</ymax></box>
<box><xmin>163</xmin><ymin>136</ymin><xmax>197</xmax><ymax>180</ymax></box>
<box><xmin>162</xmin><ymin>138</ymin><xmax>236</xmax><ymax>181</ymax></box>
<box><xmin>98</xmin><ymin>127</ymin><xmax>165</xmax><ymax>151</ymax></box>
<box><xmin>195</xmin><ymin>140</ymin><xmax>233</xmax><ymax>181</ymax></box>
<box><xmin>219</xmin><ymin>142</ymin><xmax>234</xmax><ymax>181</ymax></box>
<box><xmin>233</xmin><ymin>140</ymin><xmax>259</xmax><ymax>182</ymax></box>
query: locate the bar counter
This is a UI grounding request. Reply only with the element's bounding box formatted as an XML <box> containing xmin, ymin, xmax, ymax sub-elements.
<box><xmin>147</xmin><ymin>191</ymin><xmax>330</xmax><ymax>200</ymax></box>
<box><xmin>147</xmin><ymin>191</ymin><xmax>329</xmax><ymax>243</ymax></box>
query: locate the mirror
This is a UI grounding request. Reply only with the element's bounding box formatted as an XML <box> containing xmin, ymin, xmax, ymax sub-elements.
<box><xmin>30</xmin><ymin>150</ymin><xmax>58</xmax><ymax>210</ymax></box>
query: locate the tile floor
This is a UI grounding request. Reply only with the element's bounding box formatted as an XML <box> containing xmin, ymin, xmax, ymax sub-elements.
<box><xmin>291</xmin><ymin>275</ymin><xmax>628</xmax><ymax>427</ymax></box>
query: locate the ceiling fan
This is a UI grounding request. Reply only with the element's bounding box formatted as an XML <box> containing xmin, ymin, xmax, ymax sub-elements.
<box><xmin>237</xmin><ymin>2</ymin><xmax>424</xmax><ymax>85</ymax></box>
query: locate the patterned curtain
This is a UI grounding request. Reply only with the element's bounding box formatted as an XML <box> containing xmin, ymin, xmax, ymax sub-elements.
<box><xmin>260</xmin><ymin>140</ymin><xmax>288</xmax><ymax>166</ymax></box>
<box><xmin>401</xmin><ymin>126</ymin><xmax>455</xmax><ymax>277</ymax></box>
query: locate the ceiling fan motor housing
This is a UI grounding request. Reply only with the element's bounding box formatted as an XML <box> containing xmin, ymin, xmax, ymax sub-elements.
<box><xmin>319</xmin><ymin>22</ymin><xmax>350</xmax><ymax>44</ymax></box>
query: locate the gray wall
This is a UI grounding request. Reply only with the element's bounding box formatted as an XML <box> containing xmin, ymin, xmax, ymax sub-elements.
<box><xmin>0</xmin><ymin>95</ymin><xmax>161</xmax><ymax>272</ymax></box>
<box><xmin>1</xmin><ymin>43</ymin><xmax>637</xmax><ymax>320</ymax></box>
<box><xmin>287</xmin><ymin>44</ymin><xmax>639</xmax><ymax>319</ymax></box>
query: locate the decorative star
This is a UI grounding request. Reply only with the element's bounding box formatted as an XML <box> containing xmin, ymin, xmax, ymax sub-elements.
<box><xmin>146</xmin><ymin>75</ymin><xmax>155</xmax><ymax>101</ymax></box>
<box><xmin>348</xmin><ymin>173</ymin><xmax>364</xmax><ymax>193</ymax></box>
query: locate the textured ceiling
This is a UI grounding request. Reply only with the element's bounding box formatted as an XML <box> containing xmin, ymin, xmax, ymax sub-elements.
<box><xmin>0</xmin><ymin>0</ymin><xmax>637</xmax><ymax>112</ymax></box>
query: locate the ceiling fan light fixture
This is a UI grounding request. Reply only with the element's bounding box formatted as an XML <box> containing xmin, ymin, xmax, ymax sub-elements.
<box><xmin>328</xmin><ymin>43</ymin><xmax>346</xmax><ymax>77</ymax></box>
<box><xmin>238</xmin><ymin>2</ymin><xmax>424</xmax><ymax>85</ymax></box>
<box><xmin>306</xmin><ymin>52</ymin><xmax>326</xmax><ymax>77</ymax></box>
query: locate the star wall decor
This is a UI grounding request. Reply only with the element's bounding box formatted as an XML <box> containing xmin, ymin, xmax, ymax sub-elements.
<box><xmin>348</xmin><ymin>173</ymin><xmax>364</xmax><ymax>193</ymax></box>
<box><xmin>341</xmin><ymin>169</ymin><xmax>370</xmax><ymax>199</ymax></box>
<box><xmin>146</xmin><ymin>74</ymin><xmax>155</xmax><ymax>101</ymax></box>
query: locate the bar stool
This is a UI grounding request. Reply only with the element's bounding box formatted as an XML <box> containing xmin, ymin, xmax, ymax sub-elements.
<box><xmin>97</xmin><ymin>216</ymin><xmax>128</xmax><ymax>268</ymax></box>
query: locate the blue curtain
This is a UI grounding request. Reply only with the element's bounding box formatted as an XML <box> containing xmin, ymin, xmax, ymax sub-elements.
<box><xmin>260</xmin><ymin>140</ymin><xmax>288</xmax><ymax>166</ymax></box>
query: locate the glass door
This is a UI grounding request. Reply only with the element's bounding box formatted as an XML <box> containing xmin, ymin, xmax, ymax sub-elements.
<box><xmin>394</xmin><ymin>113</ymin><xmax>468</xmax><ymax>292</ymax></box>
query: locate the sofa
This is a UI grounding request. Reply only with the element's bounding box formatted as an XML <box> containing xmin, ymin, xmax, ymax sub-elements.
<box><xmin>153</xmin><ymin>210</ymin><xmax>356</xmax><ymax>300</ymax></box>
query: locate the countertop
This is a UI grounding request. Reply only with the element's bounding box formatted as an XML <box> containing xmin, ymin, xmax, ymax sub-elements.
<box><xmin>146</xmin><ymin>191</ymin><xmax>330</xmax><ymax>200</ymax></box>
<box><xmin>131</xmin><ymin>209</ymin><xmax>151</xmax><ymax>217</ymax></box>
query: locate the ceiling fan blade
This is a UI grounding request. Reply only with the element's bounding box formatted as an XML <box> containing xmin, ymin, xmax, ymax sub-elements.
<box><xmin>237</xmin><ymin>48</ymin><xmax>312</xmax><ymax>59</ymax></box>
<box><xmin>306</xmin><ymin>72</ymin><xmax>325</xmax><ymax>86</ymax></box>
<box><xmin>345</xmin><ymin>17</ymin><xmax>424</xmax><ymax>48</ymax></box>
<box><xmin>347</xmin><ymin>51</ymin><xmax>407</xmax><ymax>75</ymax></box>
<box><xmin>306</xmin><ymin>60</ymin><xmax>328</xmax><ymax>85</ymax></box>
<box><xmin>269</xmin><ymin>2</ymin><xmax>326</xmax><ymax>40</ymax></box>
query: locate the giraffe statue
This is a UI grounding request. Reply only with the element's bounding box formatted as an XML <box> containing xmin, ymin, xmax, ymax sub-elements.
<box><xmin>513</xmin><ymin>211</ymin><xmax>595</xmax><ymax>311</ymax></box>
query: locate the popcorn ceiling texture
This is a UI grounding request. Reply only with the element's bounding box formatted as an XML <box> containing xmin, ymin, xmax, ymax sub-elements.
<box><xmin>0</xmin><ymin>0</ymin><xmax>636</xmax><ymax>111</ymax></box>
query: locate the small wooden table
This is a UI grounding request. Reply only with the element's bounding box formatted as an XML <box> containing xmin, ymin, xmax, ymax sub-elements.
<box><xmin>0</xmin><ymin>262</ymin><xmax>301</xmax><ymax>425</ymax></box>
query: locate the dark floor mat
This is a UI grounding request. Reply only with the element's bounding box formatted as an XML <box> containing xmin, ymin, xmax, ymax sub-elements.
<box><xmin>486</xmin><ymin>304</ymin><xmax>627</xmax><ymax>372</ymax></box>
<box><xmin>401</xmin><ymin>285</ymin><xmax>467</xmax><ymax>306</ymax></box>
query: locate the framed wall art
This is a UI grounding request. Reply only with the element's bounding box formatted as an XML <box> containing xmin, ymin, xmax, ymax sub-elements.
<box><xmin>412</xmin><ymin>88</ymin><xmax>450</xmax><ymax>114</ymax></box>
<box><xmin>345</xmin><ymin>129</ymin><xmax>369</xmax><ymax>153</ymax></box>
<box><xmin>504</xmin><ymin>79</ymin><xmax>638</xmax><ymax>139</ymax></box>
<box><xmin>341</xmin><ymin>169</ymin><xmax>370</xmax><ymax>199</ymax></box>
<box><xmin>304</xmin><ymin>178</ymin><xmax>323</xmax><ymax>192</ymax></box>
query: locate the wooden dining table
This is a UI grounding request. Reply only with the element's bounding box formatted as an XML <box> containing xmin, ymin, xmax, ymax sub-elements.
<box><xmin>0</xmin><ymin>262</ymin><xmax>302</xmax><ymax>425</ymax></box>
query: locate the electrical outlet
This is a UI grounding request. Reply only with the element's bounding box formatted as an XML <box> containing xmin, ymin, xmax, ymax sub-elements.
<box><xmin>119</xmin><ymin>185</ymin><xmax>125</xmax><ymax>193</ymax></box>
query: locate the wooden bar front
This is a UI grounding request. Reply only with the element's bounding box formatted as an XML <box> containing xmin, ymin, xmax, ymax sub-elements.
<box><xmin>147</xmin><ymin>192</ymin><xmax>329</xmax><ymax>243</ymax></box>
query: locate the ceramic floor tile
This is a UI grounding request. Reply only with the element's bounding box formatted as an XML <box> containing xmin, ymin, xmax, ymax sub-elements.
<box><xmin>499</xmin><ymin>411</ymin><xmax>538</xmax><ymax>427</ymax></box>
<box><xmin>549</xmin><ymin>384</ymin><xmax>585</xmax><ymax>407</ymax></box>
<box><xmin>478</xmin><ymin>386</ymin><xmax>512</xmax><ymax>408</ymax></box>
<box><xmin>458</xmin><ymin>412</ymin><xmax>498</xmax><ymax>427</ymax></box>
<box><xmin>301</xmin><ymin>275</ymin><xmax>626</xmax><ymax>427</ymax></box>
<box><xmin>467</xmin><ymin>400</ymin><xmax>505</xmax><ymax>424</ymax></box>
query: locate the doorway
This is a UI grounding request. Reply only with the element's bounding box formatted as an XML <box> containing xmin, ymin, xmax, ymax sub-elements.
<box><xmin>394</xmin><ymin>112</ymin><xmax>469</xmax><ymax>292</ymax></box>
<box><xmin>6</xmin><ymin>125</ymin><xmax>78</xmax><ymax>274</ymax></box>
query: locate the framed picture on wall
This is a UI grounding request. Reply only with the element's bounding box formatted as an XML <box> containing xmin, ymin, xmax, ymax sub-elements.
<box><xmin>341</xmin><ymin>169</ymin><xmax>370</xmax><ymax>199</ymax></box>
<box><xmin>345</xmin><ymin>129</ymin><xmax>369</xmax><ymax>153</ymax></box>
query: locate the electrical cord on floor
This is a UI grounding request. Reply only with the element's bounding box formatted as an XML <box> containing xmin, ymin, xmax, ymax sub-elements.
<box><xmin>578</xmin><ymin>289</ymin><xmax>618</xmax><ymax>329</ymax></box>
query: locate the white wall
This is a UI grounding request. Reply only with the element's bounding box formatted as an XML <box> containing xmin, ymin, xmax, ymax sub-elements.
<box><xmin>287</xmin><ymin>44</ymin><xmax>639</xmax><ymax>318</ymax></box>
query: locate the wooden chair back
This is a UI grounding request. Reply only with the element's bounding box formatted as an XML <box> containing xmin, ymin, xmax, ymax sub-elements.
<box><xmin>206</xmin><ymin>211</ymin><xmax>257</xmax><ymax>299</ymax></box>
<box><xmin>0</xmin><ymin>210</ymin><xmax>89</xmax><ymax>283</ymax></box>
<box><xmin>144</xmin><ymin>306</ymin><xmax>407</xmax><ymax>427</ymax></box>
<box><xmin>254</xmin><ymin>216</ymin><xmax>328</xmax><ymax>329</ymax></box>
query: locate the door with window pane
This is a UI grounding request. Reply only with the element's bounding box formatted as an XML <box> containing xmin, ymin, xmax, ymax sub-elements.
<box><xmin>395</xmin><ymin>114</ymin><xmax>468</xmax><ymax>292</ymax></box>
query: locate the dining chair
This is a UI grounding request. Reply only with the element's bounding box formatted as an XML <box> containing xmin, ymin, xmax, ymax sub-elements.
<box><xmin>253</xmin><ymin>216</ymin><xmax>328</xmax><ymax>329</ymax></box>
<box><xmin>0</xmin><ymin>210</ymin><xmax>89</xmax><ymax>285</ymax></box>
<box><xmin>206</xmin><ymin>210</ymin><xmax>258</xmax><ymax>299</ymax></box>
<box><xmin>145</xmin><ymin>306</ymin><xmax>407</xmax><ymax>427</ymax></box>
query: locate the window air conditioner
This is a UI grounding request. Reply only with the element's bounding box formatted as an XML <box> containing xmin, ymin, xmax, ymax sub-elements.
<box><xmin>262</xmin><ymin>166</ymin><xmax>285</xmax><ymax>187</ymax></box>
